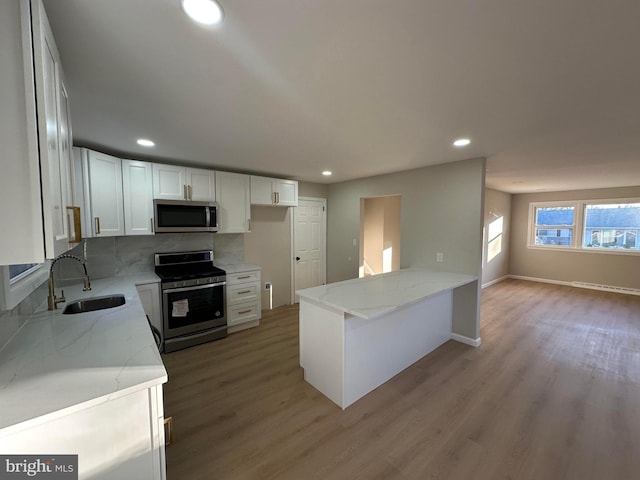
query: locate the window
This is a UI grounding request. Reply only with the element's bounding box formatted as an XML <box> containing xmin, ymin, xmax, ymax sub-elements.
<box><xmin>582</xmin><ymin>202</ymin><xmax>640</xmax><ymax>251</ymax></box>
<box><xmin>531</xmin><ymin>204</ymin><xmax>576</xmax><ymax>248</ymax></box>
<box><xmin>0</xmin><ymin>263</ymin><xmax>48</xmax><ymax>311</ymax></box>
<box><xmin>9</xmin><ymin>264</ymin><xmax>40</xmax><ymax>283</ymax></box>
<box><xmin>529</xmin><ymin>198</ymin><xmax>640</xmax><ymax>255</ymax></box>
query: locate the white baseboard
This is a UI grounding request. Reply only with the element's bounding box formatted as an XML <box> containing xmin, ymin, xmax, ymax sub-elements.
<box><xmin>508</xmin><ymin>275</ymin><xmax>572</xmax><ymax>287</ymax></box>
<box><xmin>451</xmin><ymin>333</ymin><xmax>481</xmax><ymax>347</ymax></box>
<box><xmin>481</xmin><ymin>275</ymin><xmax>509</xmax><ymax>289</ymax></box>
<box><xmin>508</xmin><ymin>275</ymin><xmax>640</xmax><ymax>296</ymax></box>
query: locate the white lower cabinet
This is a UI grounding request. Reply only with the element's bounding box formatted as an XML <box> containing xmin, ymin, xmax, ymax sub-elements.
<box><xmin>0</xmin><ymin>385</ymin><xmax>166</xmax><ymax>480</ymax></box>
<box><xmin>226</xmin><ymin>268</ymin><xmax>261</xmax><ymax>333</ymax></box>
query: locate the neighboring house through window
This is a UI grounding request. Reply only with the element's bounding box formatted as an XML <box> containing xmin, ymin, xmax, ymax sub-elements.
<box><xmin>529</xmin><ymin>199</ymin><xmax>640</xmax><ymax>254</ymax></box>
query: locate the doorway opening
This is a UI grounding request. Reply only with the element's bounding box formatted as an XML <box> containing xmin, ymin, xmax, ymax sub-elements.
<box><xmin>359</xmin><ymin>195</ymin><xmax>401</xmax><ymax>277</ymax></box>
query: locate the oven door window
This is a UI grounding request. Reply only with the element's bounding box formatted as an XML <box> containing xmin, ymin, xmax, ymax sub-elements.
<box><xmin>165</xmin><ymin>284</ymin><xmax>224</xmax><ymax>330</ymax></box>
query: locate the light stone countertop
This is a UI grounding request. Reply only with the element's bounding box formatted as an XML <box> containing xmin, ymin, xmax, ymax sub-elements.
<box><xmin>296</xmin><ymin>268</ymin><xmax>477</xmax><ymax>320</ymax></box>
<box><xmin>0</xmin><ymin>273</ymin><xmax>166</xmax><ymax>436</ymax></box>
<box><xmin>218</xmin><ymin>263</ymin><xmax>261</xmax><ymax>274</ymax></box>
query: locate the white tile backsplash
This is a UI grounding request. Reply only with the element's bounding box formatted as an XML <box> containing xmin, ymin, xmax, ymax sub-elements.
<box><xmin>65</xmin><ymin>233</ymin><xmax>245</xmax><ymax>280</ymax></box>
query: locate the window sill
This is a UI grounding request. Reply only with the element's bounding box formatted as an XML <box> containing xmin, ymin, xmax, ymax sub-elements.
<box><xmin>527</xmin><ymin>245</ymin><xmax>640</xmax><ymax>256</ymax></box>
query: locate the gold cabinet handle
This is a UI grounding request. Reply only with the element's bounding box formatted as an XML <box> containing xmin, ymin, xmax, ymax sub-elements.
<box><xmin>94</xmin><ymin>217</ymin><xmax>101</xmax><ymax>235</ymax></box>
<box><xmin>238</xmin><ymin>290</ymin><xmax>251</xmax><ymax>295</ymax></box>
<box><xmin>238</xmin><ymin>309</ymin><xmax>252</xmax><ymax>315</ymax></box>
<box><xmin>183</xmin><ymin>184</ymin><xmax>188</xmax><ymax>200</ymax></box>
<box><xmin>188</xmin><ymin>185</ymin><xmax>192</xmax><ymax>200</ymax></box>
<box><xmin>67</xmin><ymin>206</ymin><xmax>82</xmax><ymax>243</ymax></box>
<box><xmin>164</xmin><ymin>416</ymin><xmax>173</xmax><ymax>446</ymax></box>
<box><xmin>237</xmin><ymin>275</ymin><xmax>251</xmax><ymax>280</ymax></box>
<box><xmin>150</xmin><ymin>217</ymin><xmax>154</xmax><ymax>233</ymax></box>
<box><xmin>276</xmin><ymin>191</ymin><xmax>280</xmax><ymax>204</ymax></box>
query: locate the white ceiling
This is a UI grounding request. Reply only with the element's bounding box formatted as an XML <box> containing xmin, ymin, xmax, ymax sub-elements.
<box><xmin>42</xmin><ymin>0</ymin><xmax>640</xmax><ymax>193</ymax></box>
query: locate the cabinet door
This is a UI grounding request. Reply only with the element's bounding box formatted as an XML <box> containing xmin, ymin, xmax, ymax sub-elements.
<box><xmin>87</xmin><ymin>151</ymin><xmax>124</xmax><ymax>236</ymax></box>
<box><xmin>187</xmin><ymin>168</ymin><xmax>216</xmax><ymax>202</ymax></box>
<box><xmin>275</xmin><ymin>179</ymin><xmax>298</xmax><ymax>206</ymax></box>
<box><xmin>250</xmin><ymin>176</ymin><xmax>275</xmax><ymax>205</ymax></box>
<box><xmin>123</xmin><ymin>160</ymin><xmax>154</xmax><ymax>235</ymax></box>
<box><xmin>0</xmin><ymin>387</ymin><xmax>165</xmax><ymax>480</ymax></box>
<box><xmin>32</xmin><ymin>0</ymin><xmax>73</xmax><ymax>258</ymax></box>
<box><xmin>215</xmin><ymin>171</ymin><xmax>250</xmax><ymax>233</ymax></box>
<box><xmin>152</xmin><ymin>164</ymin><xmax>186</xmax><ymax>200</ymax></box>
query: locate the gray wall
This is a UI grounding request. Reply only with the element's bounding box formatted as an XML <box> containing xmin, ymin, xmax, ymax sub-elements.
<box><xmin>482</xmin><ymin>188</ymin><xmax>512</xmax><ymax>286</ymax></box>
<box><xmin>327</xmin><ymin>158</ymin><xmax>486</xmax><ymax>282</ymax></box>
<box><xmin>244</xmin><ymin>206</ymin><xmax>292</xmax><ymax>309</ymax></box>
<box><xmin>510</xmin><ymin>186</ymin><xmax>640</xmax><ymax>289</ymax></box>
<box><xmin>299</xmin><ymin>181</ymin><xmax>329</xmax><ymax>198</ymax></box>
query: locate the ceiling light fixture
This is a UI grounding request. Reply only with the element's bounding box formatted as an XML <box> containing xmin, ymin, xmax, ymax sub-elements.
<box><xmin>181</xmin><ymin>0</ymin><xmax>224</xmax><ymax>25</ymax></box>
<box><xmin>453</xmin><ymin>138</ymin><xmax>471</xmax><ymax>147</ymax></box>
<box><xmin>322</xmin><ymin>171</ymin><xmax>332</xmax><ymax>176</ymax></box>
<box><xmin>137</xmin><ymin>139</ymin><xmax>155</xmax><ymax>147</ymax></box>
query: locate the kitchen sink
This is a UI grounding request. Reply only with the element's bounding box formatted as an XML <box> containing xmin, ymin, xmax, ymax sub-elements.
<box><xmin>62</xmin><ymin>294</ymin><xmax>126</xmax><ymax>315</ymax></box>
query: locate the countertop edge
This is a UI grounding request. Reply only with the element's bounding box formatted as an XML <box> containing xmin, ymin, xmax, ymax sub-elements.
<box><xmin>297</xmin><ymin>269</ymin><xmax>478</xmax><ymax>320</ymax></box>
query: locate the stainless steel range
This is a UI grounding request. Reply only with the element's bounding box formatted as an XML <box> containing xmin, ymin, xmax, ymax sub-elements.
<box><xmin>154</xmin><ymin>250</ymin><xmax>226</xmax><ymax>353</ymax></box>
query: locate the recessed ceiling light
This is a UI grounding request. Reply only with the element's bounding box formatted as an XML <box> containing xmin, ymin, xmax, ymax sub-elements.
<box><xmin>453</xmin><ymin>138</ymin><xmax>471</xmax><ymax>147</ymax></box>
<box><xmin>322</xmin><ymin>171</ymin><xmax>332</xmax><ymax>176</ymax></box>
<box><xmin>181</xmin><ymin>0</ymin><xmax>223</xmax><ymax>25</ymax></box>
<box><xmin>137</xmin><ymin>139</ymin><xmax>155</xmax><ymax>147</ymax></box>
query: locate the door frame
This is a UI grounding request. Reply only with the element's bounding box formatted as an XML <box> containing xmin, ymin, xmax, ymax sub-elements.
<box><xmin>291</xmin><ymin>196</ymin><xmax>327</xmax><ymax>303</ymax></box>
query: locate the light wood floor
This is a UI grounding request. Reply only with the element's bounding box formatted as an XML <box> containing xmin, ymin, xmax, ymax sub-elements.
<box><xmin>162</xmin><ymin>279</ymin><xmax>640</xmax><ymax>480</ymax></box>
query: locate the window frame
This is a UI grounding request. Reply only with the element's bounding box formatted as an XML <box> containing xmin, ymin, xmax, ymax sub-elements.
<box><xmin>0</xmin><ymin>263</ymin><xmax>49</xmax><ymax>311</ymax></box>
<box><xmin>528</xmin><ymin>197</ymin><xmax>640</xmax><ymax>256</ymax></box>
<box><xmin>528</xmin><ymin>200</ymin><xmax>581</xmax><ymax>250</ymax></box>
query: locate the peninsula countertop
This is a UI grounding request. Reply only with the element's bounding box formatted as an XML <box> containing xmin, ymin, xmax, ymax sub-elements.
<box><xmin>296</xmin><ymin>268</ymin><xmax>477</xmax><ymax>320</ymax></box>
<box><xmin>0</xmin><ymin>273</ymin><xmax>167</xmax><ymax>436</ymax></box>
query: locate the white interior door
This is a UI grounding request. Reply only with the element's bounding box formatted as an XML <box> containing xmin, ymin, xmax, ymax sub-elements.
<box><xmin>293</xmin><ymin>197</ymin><xmax>326</xmax><ymax>301</ymax></box>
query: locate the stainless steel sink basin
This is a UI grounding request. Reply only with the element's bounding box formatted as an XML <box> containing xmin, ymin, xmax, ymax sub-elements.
<box><xmin>62</xmin><ymin>294</ymin><xmax>126</xmax><ymax>315</ymax></box>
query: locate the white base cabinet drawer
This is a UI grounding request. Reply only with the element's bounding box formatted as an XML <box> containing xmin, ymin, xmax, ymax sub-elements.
<box><xmin>228</xmin><ymin>302</ymin><xmax>260</xmax><ymax>326</ymax></box>
<box><xmin>228</xmin><ymin>282</ymin><xmax>259</xmax><ymax>304</ymax></box>
<box><xmin>225</xmin><ymin>267</ymin><xmax>261</xmax><ymax>334</ymax></box>
<box><xmin>227</xmin><ymin>271</ymin><xmax>259</xmax><ymax>284</ymax></box>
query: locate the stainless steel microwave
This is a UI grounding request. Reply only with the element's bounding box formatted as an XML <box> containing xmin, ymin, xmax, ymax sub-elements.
<box><xmin>153</xmin><ymin>200</ymin><xmax>218</xmax><ymax>233</ymax></box>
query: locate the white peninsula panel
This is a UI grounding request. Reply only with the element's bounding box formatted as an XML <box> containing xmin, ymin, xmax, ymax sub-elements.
<box><xmin>297</xmin><ymin>269</ymin><xmax>478</xmax><ymax>409</ymax></box>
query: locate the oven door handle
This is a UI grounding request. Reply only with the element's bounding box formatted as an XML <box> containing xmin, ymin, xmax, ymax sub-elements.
<box><xmin>163</xmin><ymin>281</ymin><xmax>226</xmax><ymax>294</ymax></box>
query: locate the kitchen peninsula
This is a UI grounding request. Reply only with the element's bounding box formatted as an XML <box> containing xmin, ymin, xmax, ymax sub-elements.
<box><xmin>297</xmin><ymin>269</ymin><xmax>479</xmax><ymax>409</ymax></box>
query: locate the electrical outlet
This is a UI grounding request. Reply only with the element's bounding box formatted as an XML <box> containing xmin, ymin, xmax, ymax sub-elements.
<box><xmin>436</xmin><ymin>252</ymin><xmax>444</xmax><ymax>263</ymax></box>
<box><xmin>265</xmin><ymin>282</ymin><xmax>271</xmax><ymax>290</ymax></box>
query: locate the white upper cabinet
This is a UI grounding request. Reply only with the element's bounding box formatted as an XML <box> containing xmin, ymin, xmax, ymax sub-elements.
<box><xmin>151</xmin><ymin>164</ymin><xmax>186</xmax><ymax>201</ymax></box>
<box><xmin>276</xmin><ymin>179</ymin><xmax>298</xmax><ymax>206</ymax></box>
<box><xmin>33</xmin><ymin>0</ymin><xmax>75</xmax><ymax>258</ymax></box>
<box><xmin>77</xmin><ymin>149</ymin><xmax>125</xmax><ymax>237</ymax></box>
<box><xmin>215</xmin><ymin>171</ymin><xmax>251</xmax><ymax>233</ymax></box>
<box><xmin>152</xmin><ymin>164</ymin><xmax>215</xmax><ymax>202</ymax></box>
<box><xmin>122</xmin><ymin>160</ymin><xmax>154</xmax><ymax>235</ymax></box>
<box><xmin>0</xmin><ymin>0</ymin><xmax>77</xmax><ymax>264</ymax></box>
<box><xmin>250</xmin><ymin>176</ymin><xmax>298</xmax><ymax>207</ymax></box>
<box><xmin>187</xmin><ymin>168</ymin><xmax>216</xmax><ymax>202</ymax></box>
